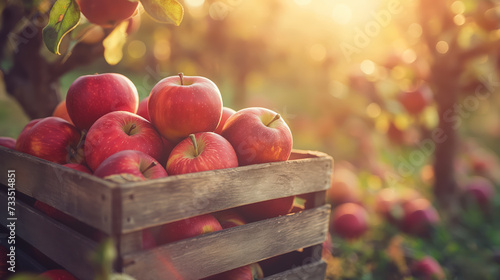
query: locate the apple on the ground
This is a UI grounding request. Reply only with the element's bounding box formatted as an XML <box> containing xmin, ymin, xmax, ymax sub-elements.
<box><xmin>221</xmin><ymin>107</ymin><xmax>292</xmax><ymax>166</ymax></box>
<box><xmin>166</xmin><ymin>132</ymin><xmax>238</xmax><ymax>175</ymax></box>
<box><xmin>330</xmin><ymin>202</ymin><xmax>369</xmax><ymax>240</ymax></box>
<box><xmin>327</xmin><ymin>167</ymin><xmax>361</xmax><ymax>206</ymax></box>
<box><xmin>149</xmin><ymin>73</ymin><xmax>223</xmax><ymax>143</ymax></box>
<box><xmin>399</xmin><ymin>198</ymin><xmax>439</xmax><ymax>238</ymax></box>
<box><xmin>66</xmin><ymin>73</ymin><xmax>139</xmax><ymax>131</ymax></box>
<box><xmin>85</xmin><ymin>111</ymin><xmax>164</xmax><ymax>171</ymax></box>
<box><xmin>461</xmin><ymin>176</ymin><xmax>495</xmax><ymax>212</ymax></box>
<box><xmin>94</xmin><ymin>150</ymin><xmax>168</xmax><ymax>181</ymax></box>
<box><xmin>411</xmin><ymin>256</ymin><xmax>445</xmax><ymax>280</ymax></box>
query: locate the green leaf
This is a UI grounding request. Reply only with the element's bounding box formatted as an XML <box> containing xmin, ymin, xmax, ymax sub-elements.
<box><xmin>42</xmin><ymin>0</ymin><xmax>80</xmax><ymax>55</ymax></box>
<box><xmin>140</xmin><ymin>0</ymin><xmax>184</xmax><ymax>26</ymax></box>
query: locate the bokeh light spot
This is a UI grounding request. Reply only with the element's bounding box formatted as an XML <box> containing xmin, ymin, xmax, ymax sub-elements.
<box><xmin>360</xmin><ymin>60</ymin><xmax>375</xmax><ymax>75</ymax></box>
<box><xmin>402</xmin><ymin>49</ymin><xmax>417</xmax><ymax>64</ymax></box>
<box><xmin>451</xmin><ymin>1</ymin><xmax>465</xmax><ymax>14</ymax></box>
<box><xmin>127</xmin><ymin>40</ymin><xmax>146</xmax><ymax>59</ymax></box>
<box><xmin>209</xmin><ymin>2</ymin><xmax>230</xmax><ymax>20</ymax></box>
<box><xmin>436</xmin><ymin>41</ymin><xmax>449</xmax><ymax>54</ymax></box>
<box><xmin>366</xmin><ymin>103</ymin><xmax>382</xmax><ymax>119</ymax></box>
<box><xmin>185</xmin><ymin>0</ymin><xmax>205</xmax><ymax>7</ymax></box>
<box><xmin>408</xmin><ymin>23</ymin><xmax>423</xmax><ymax>38</ymax></box>
<box><xmin>332</xmin><ymin>4</ymin><xmax>352</xmax><ymax>25</ymax></box>
<box><xmin>453</xmin><ymin>14</ymin><xmax>466</xmax><ymax>26</ymax></box>
<box><xmin>154</xmin><ymin>39</ymin><xmax>171</xmax><ymax>61</ymax></box>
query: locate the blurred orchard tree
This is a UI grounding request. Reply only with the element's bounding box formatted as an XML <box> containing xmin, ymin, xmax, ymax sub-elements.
<box><xmin>1</xmin><ymin>0</ymin><xmax>500</xmax><ymax>213</ymax></box>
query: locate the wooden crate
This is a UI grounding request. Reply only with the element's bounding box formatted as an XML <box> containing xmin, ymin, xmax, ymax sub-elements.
<box><xmin>0</xmin><ymin>147</ymin><xmax>332</xmax><ymax>279</ymax></box>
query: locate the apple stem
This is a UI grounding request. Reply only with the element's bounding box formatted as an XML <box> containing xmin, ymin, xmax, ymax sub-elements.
<box><xmin>142</xmin><ymin>161</ymin><xmax>157</xmax><ymax>173</ymax></box>
<box><xmin>178</xmin><ymin>72</ymin><xmax>184</xmax><ymax>85</ymax></box>
<box><xmin>190</xmin><ymin>134</ymin><xmax>199</xmax><ymax>157</ymax></box>
<box><xmin>127</xmin><ymin>124</ymin><xmax>137</xmax><ymax>135</ymax></box>
<box><xmin>266</xmin><ymin>113</ymin><xmax>281</xmax><ymax>126</ymax></box>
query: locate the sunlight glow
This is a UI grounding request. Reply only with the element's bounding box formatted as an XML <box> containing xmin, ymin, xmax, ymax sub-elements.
<box><xmin>127</xmin><ymin>40</ymin><xmax>146</xmax><ymax>59</ymax></box>
<box><xmin>454</xmin><ymin>14</ymin><xmax>466</xmax><ymax>26</ymax></box>
<box><xmin>154</xmin><ymin>39</ymin><xmax>171</xmax><ymax>61</ymax></box>
<box><xmin>332</xmin><ymin>4</ymin><xmax>352</xmax><ymax>25</ymax></box>
<box><xmin>436</xmin><ymin>41</ymin><xmax>449</xmax><ymax>54</ymax></box>
<box><xmin>451</xmin><ymin>1</ymin><xmax>465</xmax><ymax>14</ymax></box>
<box><xmin>185</xmin><ymin>0</ymin><xmax>205</xmax><ymax>7</ymax></box>
<box><xmin>402</xmin><ymin>49</ymin><xmax>416</xmax><ymax>64</ymax></box>
<box><xmin>294</xmin><ymin>0</ymin><xmax>312</xmax><ymax>6</ymax></box>
<box><xmin>310</xmin><ymin>44</ymin><xmax>326</xmax><ymax>62</ymax></box>
<box><xmin>408</xmin><ymin>23</ymin><xmax>422</xmax><ymax>38</ymax></box>
<box><xmin>360</xmin><ymin>60</ymin><xmax>375</xmax><ymax>75</ymax></box>
<box><xmin>366</xmin><ymin>103</ymin><xmax>382</xmax><ymax>118</ymax></box>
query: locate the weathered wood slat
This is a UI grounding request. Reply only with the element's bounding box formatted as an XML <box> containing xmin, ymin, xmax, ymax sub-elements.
<box><xmin>118</xmin><ymin>153</ymin><xmax>332</xmax><ymax>233</ymax></box>
<box><xmin>263</xmin><ymin>260</ymin><xmax>327</xmax><ymax>280</ymax></box>
<box><xmin>122</xmin><ymin>205</ymin><xmax>330</xmax><ymax>280</ymax></box>
<box><xmin>0</xmin><ymin>190</ymin><xmax>98</xmax><ymax>280</ymax></box>
<box><xmin>0</xmin><ymin>147</ymin><xmax>115</xmax><ymax>233</ymax></box>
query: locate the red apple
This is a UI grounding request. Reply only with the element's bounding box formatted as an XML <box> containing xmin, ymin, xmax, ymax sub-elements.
<box><xmin>398</xmin><ymin>85</ymin><xmax>432</xmax><ymax>115</ymax></box>
<box><xmin>238</xmin><ymin>196</ymin><xmax>295</xmax><ymax>222</ymax></box>
<box><xmin>34</xmin><ymin>200</ymin><xmax>78</xmax><ymax>226</ymax></box>
<box><xmin>461</xmin><ymin>176</ymin><xmax>495</xmax><ymax>212</ymax></box>
<box><xmin>330</xmin><ymin>203</ymin><xmax>369</xmax><ymax>240</ymax></box>
<box><xmin>94</xmin><ymin>150</ymin><xmax>168</xmax><ymax>181</ymax></box>
<box><xmin>15</xmin><ymin>118</ymin><xmax>42</xmax><ymax>152</ymax></box>
<box><xmin>137</xmin><ymin>97</ymin><xmax>150</xmax><ymax>121</ymax></box>
<box><xmin>160</xmin><ymin>136</ymin><xmax>176</xmax><ymax>165</ymax></box>
<box><xmin>39</xmin><ymin>269</ymin><xmax>78</xmax><ymax>280</ymax></box>
<box><xmin>0</xmin><ymin>245</ymin><xmax>10</xmax><ymax>279</ymax></box>
<box><xmin>78</xmin><ymin>0</ymin><xmax>139</xmax><ymax>27</ymax></box>
<box><xmin>142</xmin><ymin>228</ymin><xmax>157</xmax><ymax>250</ymax></box>
<box><xmin>52</xmin><ymin>100</ymin><xmax>73</xmax><ymax>125</ymax></box>
<box><xmin>400</xmin><ymin>198</ymin><xmax>439</xmax><ymax>238</ymax></box>
<box><xmin>16</xmin><ymin>117</ymin><xmax>84</xmax><ymax>164</ymax></box>
<box><xmin>63</xmin><ymin>163</ymin><xmax>92</xmax><ymax>174</ymax></box>
<box><xmin>202</xmin><ymin>265</ymin><xmax>253</xmax><ymax>280</ymax></box>
<box><xmin>0</xmin><ymin>137</ymin><xmax>16</xmax><ymax>149</ymax></box>
<box><xmin>327</xmin><ymin>167</ymin><xmax>361</xmax><ymax>206</ymax></box>
<box><xmin>85</xmin><ymin>111</ymin><xmax>163</xmax><ymax>171</ymax></box>
<box><xmin>411</xmin><ymin>256</ymin><xmax>445</xmax><ymax>280</ymax></box>
<box><xmin>148</xmin><ymin>73</ymin><xmax>223</xmax><ymax>143</ymax></box>
<box><xmin>221</xmin><ymin>107</ymin><xmax>293</xmax><ymax>166</ymax></box>
<box><xmin>213</xmin><ymin>209</ymin><xmax>247</xmax><ymax>229</ymax></box>
<box><xmin>166</xmin><ymin>132</ymin><xmax>238</xmax><ymax>175</ymax></box>
<box><xmin>159</xmin><ymin>214</ymin><xmax>222</xmax><ymax>244</ymax></box>
<box><xmin>66</xmin><ymin>73</ymin><xmax>139</xmax><ymax>131</ymax></box>
<box><xmin>214</xmin><ymin>107</ymin><xmax>236</xmax><ymax>134</ymax></box>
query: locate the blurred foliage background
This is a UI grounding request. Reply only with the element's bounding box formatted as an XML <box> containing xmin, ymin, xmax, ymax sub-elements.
<box><xmin>2</xmin><ymin>0</ymin><xmax>500</xmax><ymax>279</ymax></box>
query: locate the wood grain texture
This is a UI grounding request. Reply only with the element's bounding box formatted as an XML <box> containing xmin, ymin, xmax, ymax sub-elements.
<box><xmin>121</xmin><ymin>205</ymin><xmax>330</xmax><ymax>280</ymax></box>
<box><xmin>0</xmin><ymin>190</ymin><xmax>98</xmax><ymax>280</ymax></box>
<box><xmin>263</xmin><ymin>260</ymin><xmax>327</xmax><ymax>280</ymax></box>
<box><xmin>118</xmin><ymin>151</ymin><xmax>333</xmax><ymax>233</ymax></box>
<box><xmin>0</xmin><ymin>146</ymin><xmax>116</xmax><ymax>233</ymax></box>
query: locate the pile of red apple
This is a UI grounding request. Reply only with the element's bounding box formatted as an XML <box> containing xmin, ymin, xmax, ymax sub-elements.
<box><xmin>0</xmin><ymin>72</ymin><xmax>304</xmax><ymax>279</ymax></box>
